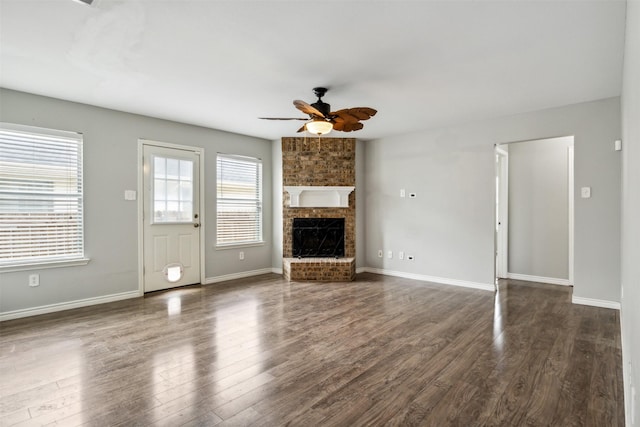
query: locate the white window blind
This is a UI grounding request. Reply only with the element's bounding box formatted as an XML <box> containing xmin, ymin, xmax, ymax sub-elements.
<box><xmin>0</xmin><ymin>123</ymin><xmax>85</xmax><ymax>268</ymax></box>
<box><xmin>217</xmin><ymin>154</ymin><xmax>263</xmax><ymax>246</ymax></box>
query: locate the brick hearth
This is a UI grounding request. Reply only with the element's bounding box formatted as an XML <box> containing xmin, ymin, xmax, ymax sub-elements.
<box><xmin>283</xmin><ymin>257</ymin><xmax>356</xmax><ymax>281</ymax></box>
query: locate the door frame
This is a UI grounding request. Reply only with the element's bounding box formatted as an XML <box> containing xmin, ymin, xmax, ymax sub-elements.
<box><xmin>494</xmin><ymin>136</ymin><xmax>574</xmax><ymax>286</ymax></box>
<box><xmin>568</xmin><ymin>144</ymin><xmax>574</xmax><ymax>285</ymax></box>
<box><xmin>137</xmin><ymin>139</ymin><xmax>206</xmax><ymax>294</ymax></box>
<box><xmin>495</xmin><ymin>146</ymin><xmax>509</xmax><ymax>280</ymax></box>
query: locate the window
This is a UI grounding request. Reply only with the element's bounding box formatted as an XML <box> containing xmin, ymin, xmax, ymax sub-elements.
<box><xmin>0</xmin><ymin>123</ymin><xmax>86</xmax><ymax>269</ymax></box>
<box><xmin>216</xmin><ymin>154</ymin><xmax>263</xmax><ymax>246</ymax></box>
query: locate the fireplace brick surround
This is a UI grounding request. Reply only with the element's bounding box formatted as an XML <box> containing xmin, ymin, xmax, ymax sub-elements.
<box><xmin>282</xmin><ymin>137</ymin><xmax>355</xmax><ymax>281</ymax></box>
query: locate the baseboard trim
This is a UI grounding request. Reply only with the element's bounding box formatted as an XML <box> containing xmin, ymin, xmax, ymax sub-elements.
<box><xmin>0</xmin><ymin>290</ymin><xmax>142</xmax><ymax>322</ymax></box>
<box><xmin>572</xmin><ymin>296</ymin><xmax>620</xmax><ymax>310</ymax></box>
<box><xmin>362</xmin><ymin>267</ymin><xmax>494</xmax><ymax>292</ymax></box>
<box><xmin>506</xmin><ymin>272</ymin><xmax>571</xmax><ymax>286</ymax></box>
<box><xmin>355</xmin><ymin>267</ymin><xmax>367</xmax><ymax>274</ymax></box>
<box><xmin>271</xmin><ymin>267</ymin><xmax>283</xmax><ymax>275</ymax></box>
<box><xmin>204</xmin><ymin>268</ymin><xmax>277</xmax><ymax>284</ymax></box>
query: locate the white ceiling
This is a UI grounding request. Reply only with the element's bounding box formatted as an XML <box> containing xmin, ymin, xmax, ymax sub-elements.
<box><xmin>0</xmin><ymin>0</ymin><xmax>627</xmax><ymax>141</ymax></box>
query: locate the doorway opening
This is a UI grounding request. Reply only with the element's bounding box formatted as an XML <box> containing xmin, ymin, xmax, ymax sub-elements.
<box><xmin>494</xmin><ymin>136</ymin><xmax>574</xmax><ymax>286</ymax></box>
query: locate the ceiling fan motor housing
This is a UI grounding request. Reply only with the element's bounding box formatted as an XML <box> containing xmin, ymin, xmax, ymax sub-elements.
<box><xmin>311</xmin><ymin>87</ymin><xmax>331</xmax><ymax>117</ymax></box>
<box><xmin>311</xmin><ymin>101</ymin><xmax>331</xmax><ymax>118</ymax></box>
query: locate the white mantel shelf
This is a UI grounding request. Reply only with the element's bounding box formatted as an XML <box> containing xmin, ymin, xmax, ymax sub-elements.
<box><xmin>284</xmin><ymin>186</ymin><xmax>355</xmax><ymax>208</ymax></box>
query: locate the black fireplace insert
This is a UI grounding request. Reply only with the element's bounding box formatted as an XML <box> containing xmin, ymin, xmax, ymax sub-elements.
<box><xmin>292</xmin><ymin>218</ymin><xmax>345</xmax><ymax>258</ymax></box>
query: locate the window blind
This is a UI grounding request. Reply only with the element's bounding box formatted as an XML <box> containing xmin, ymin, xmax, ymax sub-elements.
<box><xmin>0</xmin><ymin>123</ymin><xmax>84</xmax><ymax>267</ymax></box>
<box><xmin>216</xmin><ymin>154</ymin><xmax>262</xmax><ymax>246</ymax></box>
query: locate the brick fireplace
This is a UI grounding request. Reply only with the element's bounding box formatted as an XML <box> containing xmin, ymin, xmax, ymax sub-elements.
<box><xmin>282</xmin><ymin>137</ymin><xmax>356</xmax><ymax>281</ymax></box>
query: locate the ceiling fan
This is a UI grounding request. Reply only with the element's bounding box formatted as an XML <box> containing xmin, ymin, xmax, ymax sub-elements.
<box><xmin>259</xmin><ymin>87</ymin><xmax>377</xmax><ymax>135</ymax></box>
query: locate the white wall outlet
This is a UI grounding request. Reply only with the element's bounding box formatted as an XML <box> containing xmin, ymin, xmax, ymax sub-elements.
<box><xmin>581</xmin><ymin>187</ymin><xmax>591</xmax><ymax>198</ymax></box>
<box><xmin>239</xmin><ymin>251</ymin><xmax>244</xmax><ymax>260</ymax></box>
<box><xmin>409</xmin><ymin>193</ymin><xmax>417</xmax><ymax>198</ymax></box>
<box><xmin>400</xmin><ymin>189</ymin><xmax>406</xmax><ymax>198</ymax></box>
<box><xmin>29</xmin><ymin>274</ymin><xmax>39</xmax><ymax>287</ymax></box>
<box><xmin>614</xmin><ymin>139</ymin><xmax>622</xmax><ymax>151</ymax></box>
<box><xmin>378</xmin><ymin>249</ymin><xmax>383</xmax><ymax>258</ymax></box>
<box><xmin>387</xmin><ymin>250</ymin><xmax>393</xmax><ymax>259</ymax></box>
<box><xmin>399</xmin><ymin>251</ymin><xmax>404</xmax><ymax>260</ymax></box>
<box><xmin>407</xmin><ymin>255</ymin><xmax>415</xmax><ymax>261</ymax></box>
<box><xmin>124</xmin><ymin>190</ymin><xmax>137</xmax><ymax>201</ymax></box>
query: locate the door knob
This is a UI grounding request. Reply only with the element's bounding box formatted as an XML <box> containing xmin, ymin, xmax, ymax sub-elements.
<box><xmin>193</xmin><ymin>223</ymin><xmax>200</xmax><ymax>228</ymax></box>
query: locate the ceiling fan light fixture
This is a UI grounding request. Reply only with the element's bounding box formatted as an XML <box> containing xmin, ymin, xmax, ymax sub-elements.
<box><xmin>306</xmin><ymin>120</ymin><xmax>333</xmax><ymax>136</ymax></box>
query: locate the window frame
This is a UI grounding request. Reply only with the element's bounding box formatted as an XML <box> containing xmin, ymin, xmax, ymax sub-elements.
<box><xmin>0</xmin><ymin>123</ymin><xmax>89</xmax><ymax>272</ymax></box>
<box><xmin>216</xmin><ymin>153</ymin><xmax>264</xmax><ymax>248</ymax></box>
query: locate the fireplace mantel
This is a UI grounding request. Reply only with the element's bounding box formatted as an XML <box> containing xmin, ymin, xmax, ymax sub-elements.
<box><xmin>284</xmin><ymin>186</ymin><xmax>355</xmax><ymax>208</ymax></box>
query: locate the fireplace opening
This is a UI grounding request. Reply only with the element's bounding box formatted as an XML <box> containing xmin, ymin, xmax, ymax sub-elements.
<box><xmin>293</xmin><ymin>218</ymin><xmax>345</xmax><ymax>258</ymax></box>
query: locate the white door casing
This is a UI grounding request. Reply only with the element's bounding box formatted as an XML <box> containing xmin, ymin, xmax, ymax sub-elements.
<box><xmin>495</xmin><ymin>147</ymin><xmax>509</xmax><ymax>279</ymax></box>
<box><xmin>141</xmin><ymin>142</ymin><xmax>202</xmax><ymax>292</ymax></box>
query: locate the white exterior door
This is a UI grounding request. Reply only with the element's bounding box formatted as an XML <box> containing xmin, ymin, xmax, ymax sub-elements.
<box><xmin>143</xmin><ymin>144</ymin><xmax>201</xmax><ymax>292</ymax></box>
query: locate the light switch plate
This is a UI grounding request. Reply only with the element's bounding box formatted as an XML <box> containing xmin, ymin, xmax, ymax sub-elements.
<box><xmin>581</xmin><ymin>187</ymin><xmax>591</xmax><ymax>198</ymax></box>
<box><xmin>124</xmin><ymin>190</ymin><xmax>137</xmax><ymax>201</ymax></box>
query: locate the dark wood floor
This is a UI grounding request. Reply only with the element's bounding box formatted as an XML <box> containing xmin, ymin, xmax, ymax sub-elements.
<box><xmin>0</xmin><ymin>273</ymin><xmax>624</xmax><ymax>426</ymax></box>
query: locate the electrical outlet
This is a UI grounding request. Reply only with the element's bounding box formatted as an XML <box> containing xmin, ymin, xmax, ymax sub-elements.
<box><xmin>378</xmin><ymin>250</ymin><xmax>383</xmax><ymax>258</ymax></box>
<box><xmin>399</xmin><ymin>251</ymin><xmax>404</xmax><ymax>260</ymax></box>
<box><xmin>29</xmin><ymin>274</ymin><xmax>39</xmax><ymax>287</ymax></box>
<box><xmin>239</xmin><ymin>251</ymin><xmax>244</xmax><ymax>260</ymax></box>
<box><xmin>400</xmin><ymin>189</ymin><xmax>406</xmax><ymax>198</ymax></box>
<box><xmin>387</xmin><ymin>250</ymin><xmax>393</xmax><ymax>259</ymax></box>
<box><xmin>407</xmin><ymin>255</ymin><xmax>415</xmax><ymax>261</ymax></box>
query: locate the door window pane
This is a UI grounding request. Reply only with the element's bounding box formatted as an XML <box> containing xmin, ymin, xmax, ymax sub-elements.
<box><xmin>153</xmin><ymin>155</ymin><xmax>194</xmax><ymax>223</ymax></box>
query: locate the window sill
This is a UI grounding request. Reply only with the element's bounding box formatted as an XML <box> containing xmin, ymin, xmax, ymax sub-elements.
<box><xmin>0</xmin><ymin>258</ymin><xmax>91</xmax><ymax>273</ymax></box>
<box><xmin>215</xmin><ymin>242</ymin><xmax>265</xmax><ymax>251</ymax></box>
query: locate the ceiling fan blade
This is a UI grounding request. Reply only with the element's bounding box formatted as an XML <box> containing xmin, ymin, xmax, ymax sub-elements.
<box><xmin>331</xmin><ymin>107</ymin><xmax>377</xmax><ymax>121</ymax></box>
<box><xmin>333</xmin><ymin>112</ymin><xmax>359</xmax><ymax>123</ymax></box>
<box><xmin>296</xmin><ymin>124</ymin><xmax>307</xmax><ymax>133</ymax></box>
<box><xmin>259</xmin><ymin>117</ymin><xmax>308</xmax><ymax>120</ymax></box>
<box><xmin>341</xmin><ymin>122</ymin><xmax>364</xmax><ymax>132</ymax></box>
<box><xmin>293</xmin><ymin>100</ymin><xmax>325</xmax><ymax>118</ymax></box>
<box><xmin>332</xmin><ymin>121</ymin><xmax>345</xmax><ymax>131</ymax></box>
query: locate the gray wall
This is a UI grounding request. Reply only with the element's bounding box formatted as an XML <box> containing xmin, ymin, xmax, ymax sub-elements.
<box><xmin>507</xmin><ymin>137</ymin><xmax>572</xmax><ymax>280</ymax></box>
<box><xmin>0</xmin><ymin>88</ymin><xmax>273</xmax><ymax>315</ymax></box>
<box><xmin>620</xmin><ymin>0</ymin><xmax>640</xmax><ymax>424</ymax></box>
<box><xmin>271</xmin><ymin>138</ymin><xmax>283</xmax><ymax>271</ymax></box>
<box><xmin>355</xmin><ymin>140</ymin><xmax>366</xmax><ymax>269</ymax></box>
<box><xmin>365</xmin><ymin>97</ymin><xmax>621</xmax><ymax>302</ymax></box>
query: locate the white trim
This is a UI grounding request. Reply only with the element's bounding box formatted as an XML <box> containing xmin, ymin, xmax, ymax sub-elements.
<box><xmin>572</xmin><ymin>296</ymin><xmax>621</xmax><ymax>310</ymax></box>
<box><xmin>0</xmin><ymin>290</ymin><xmax>141</xmax><ymax>322</ymax></box>
<box><xmin>355</xmin><ymin>267</ymin><xmax>367</xmax><ymax>274</ymax></box>
<box><xmin>568</xmin><ymin>144</ymin><xmax>575</xmax><ymax>285</ymax></box>
<box><xmin>204</xmin><ymin>268</ymin><xmax>276</xmax><ymax>284</ymax></box>
<box><xmin>271</xmin><ymin>267</ymin><xmax>283</xmax><ymax>275</ymax></box>
<box><xmin>138</xmin><ymin>139</ymin><xmax>205</xmax><ymax>294</ymax></box>
<box><xmin>506</xmin><ymin>272</ymin><xmax>571</xmax><ymax>286</ymax></box>
<box><xmin>362</xmin><ymin>268</ymin><xmax>495</xmax><ymax>291</ymax></box>
<box><xmin>495</xmin><ymin>147</ymin><xmax>509</xmax><ymax>279</ymax></box>
<box><xmin>137</xmin><ymin>142</ymin><xmax>144</xmax><ymax>295</ymax></box>
<box><xmin>495</xmin><ymin>146</ymin><xmax>509</xmax><ymax>157</ymax></box>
